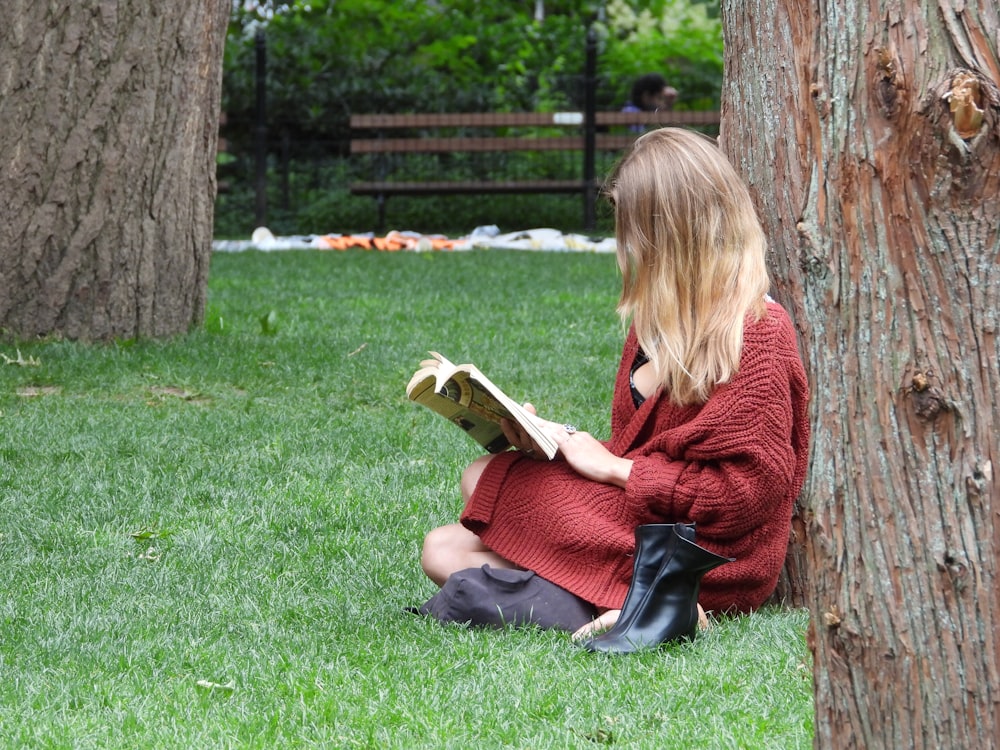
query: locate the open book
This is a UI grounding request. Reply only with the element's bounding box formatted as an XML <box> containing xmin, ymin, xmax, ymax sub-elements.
<box><xmin>405</xmin><ymin>352</ymin><xmax>558</xmax><ymax>459</ymax></box>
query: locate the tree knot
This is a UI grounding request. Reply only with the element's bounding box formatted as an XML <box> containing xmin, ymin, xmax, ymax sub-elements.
<box><xmin>823</xmin><ymin>605</ymin><xmax>842</xmax><ymax>629</ymax></box>
<box><xmin>900</xmin><ymin>367</ymin><xmax>950</xmax><ymax>421</ymax></box>
<box><xmin>943</xmin><ymin>71</ymin><xmax>985</xmax><ymax>140</ymax></box>
<box><xmin>874</xmin><ymin>47</ymin><xmax>904</xmax><ymax>120</ymax></box>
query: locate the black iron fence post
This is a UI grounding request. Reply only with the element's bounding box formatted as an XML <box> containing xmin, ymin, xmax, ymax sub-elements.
<box><xmin>254</xmin><ymin>30</ymin><xmax>268</xmax><ymax>227</ymax></box>
<box><xmin>582</xmin><ymin>25</ymin><xmax>597</xmax><ymax>232</ymax></box>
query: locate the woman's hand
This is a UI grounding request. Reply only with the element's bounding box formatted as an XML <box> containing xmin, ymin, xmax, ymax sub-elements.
<box><xmin>503</xmin><ymin>406</ymin><xmax>633</xmax><ymax>487</ymax></box>
<box><xmin>542</xmin><ymin>421</ymin><xmax>633</xmax><ymax>488</ymax></box>
<box><xmin>500</xmin><ymin>403</ymin><xmax>549</xmax><ymax>459</ymax></box>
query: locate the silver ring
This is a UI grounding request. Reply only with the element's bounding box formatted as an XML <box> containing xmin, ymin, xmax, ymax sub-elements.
<box><xmin>563</xmin><ymin>424</ymin><xmax>577</xmax><ymax>434</ymax></box>
<box><xmin>523</xmin><ymin>448</ymin><xmax>535</xmax><ymax>456</ymax></box>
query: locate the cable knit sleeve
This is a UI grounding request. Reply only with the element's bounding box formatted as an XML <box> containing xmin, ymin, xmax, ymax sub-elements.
<box><xmin>618</xmin><ymin>306</ymin><xmax>809</xmax><ymax>543</ymax></box>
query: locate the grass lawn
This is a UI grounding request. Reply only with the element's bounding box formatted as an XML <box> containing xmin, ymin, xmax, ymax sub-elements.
<box><xmin>0</xmin><ymin>249</ymin><xmax>812</xmax><ymax>748</ymax></box>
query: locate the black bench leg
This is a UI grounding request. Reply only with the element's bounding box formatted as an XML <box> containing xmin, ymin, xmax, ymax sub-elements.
<box><xmin>376</xmin><ymin>193</ymin><xmax>386</xmax><ymax>233</ymax></box>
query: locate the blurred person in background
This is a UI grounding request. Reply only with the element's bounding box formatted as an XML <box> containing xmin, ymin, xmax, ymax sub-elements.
<box><xmin>622</xmin><ymin>72</ymin><xmax>678</xmax><ymax>113</ymax></box>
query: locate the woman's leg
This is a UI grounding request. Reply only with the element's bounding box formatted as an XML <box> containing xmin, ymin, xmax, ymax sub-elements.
<box><xmin>420</xmin><ymin>523</ymin><xmax>519</xmax><ymax>586</ymax></box>
<box><xmin>421</xmin><ymin>454</ymin><xmax>520</xmax><ymax>586</ymax></box>
<box><xmin>459</xmin><ymin>453</ymin><xmax>492</xmax><ymax>504</ymax></box>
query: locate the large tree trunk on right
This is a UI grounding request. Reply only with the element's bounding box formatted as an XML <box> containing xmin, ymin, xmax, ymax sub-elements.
<box><xmin>722</xmin><ymin>0</ymin><xmax>999</xmax><ymax>747</ymax></box>
<box><xmin>0</xmin><ymin>0</ymin><xmax>229</xmax><ymax>341</ymax></box>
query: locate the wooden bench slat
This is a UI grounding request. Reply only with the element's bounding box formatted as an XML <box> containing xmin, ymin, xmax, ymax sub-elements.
<box><xmin>351</xmin><ymin>112</ymin><xmax>582</xmax><ymax>128</ymax></box>
<box><xmin>594</xmin><ymin>110</ymin><xmax>721</xmax><ymax>127</ymax></box>
<box><xmin>350</xmin><ymin>180</ymin><xmax>591</xmax><ymax>196</ymax></box>
<box><xmin>352</xmin><ymin>135</ymin><xmax>639</xmax><ymax>154</ymax></box>
<box><xmin>350</xmin><ymin>110</ymin><xmax>720</xmax><ymax>129</ymax></box>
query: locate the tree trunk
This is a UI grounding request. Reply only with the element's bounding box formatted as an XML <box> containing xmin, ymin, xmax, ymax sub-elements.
<box><xmin>721</xmin><ymin>0</ymin><xmax>999</xmax><ymax>747</ymax></box>
<box><xmin>0</xmin><ymin>0</ymin><xmax>229</xmax><ymax>340</ymax></box>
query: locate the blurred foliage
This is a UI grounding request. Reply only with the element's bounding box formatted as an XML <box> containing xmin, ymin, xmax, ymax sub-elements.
<box><xmin>599</xmin><ymin>0</ymin><xmax>723</xmax><ymax>110</ymax></box>
<box><xmin>217</xmin><ymin>0</ymin><xmax>722</xmax><ymax>236</ymax></box>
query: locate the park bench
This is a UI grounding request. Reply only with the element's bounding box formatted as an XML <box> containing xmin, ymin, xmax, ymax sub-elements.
<box><xmin>349</xmin><ymin>110</ymin><xmax>720</xmax><ymax>229</ymax></box>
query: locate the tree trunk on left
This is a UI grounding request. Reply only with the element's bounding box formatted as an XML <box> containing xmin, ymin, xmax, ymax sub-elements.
<box><xmin>0</xmin><ymin>0</ymin><xmax>229</xmax><ymax>340</ymax></box>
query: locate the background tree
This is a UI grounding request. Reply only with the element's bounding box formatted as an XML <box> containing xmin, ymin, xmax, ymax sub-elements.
<box><xmin>720</xmin><ymin>0</ymin><xmax>998</xmax><ymax>745</ymax></box>
<box><xmin>0</xmin><ymin>0</ymin><xmax>230</xmax><ymax>341</ymax></box>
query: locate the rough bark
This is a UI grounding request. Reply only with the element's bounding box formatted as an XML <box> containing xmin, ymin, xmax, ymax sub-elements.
<box><xmin>721</xmin><ymin>0</ymin><xmax>999</xmax><ymax>747</ymax></box>
<box><xmin>0</xmin><ymin>0</ymin><xmax>229</xmax><ymax>340</ymax></box>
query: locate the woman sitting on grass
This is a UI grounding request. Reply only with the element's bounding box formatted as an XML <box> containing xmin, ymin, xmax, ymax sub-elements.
<box><xmin>419</xmin><ymin>127</ymin><xmax>810</xmax><ymax>650</ymax></box>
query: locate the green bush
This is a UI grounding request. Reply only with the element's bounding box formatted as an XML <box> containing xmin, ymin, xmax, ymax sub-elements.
<box><xmin>216</xmin><ymin>0</ymin><xmax>723</xmax><ymax>236</ymax></box>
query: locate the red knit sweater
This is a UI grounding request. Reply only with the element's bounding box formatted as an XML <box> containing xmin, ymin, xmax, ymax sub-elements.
<box><xmin>461</xmin><ymin>302</ymin><xmax>810</xmax><ymax>613</ymax></box>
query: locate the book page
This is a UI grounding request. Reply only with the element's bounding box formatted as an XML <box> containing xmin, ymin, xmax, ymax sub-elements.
<box><xmin>406</xmin><ymin>353</ymin><xmax>557</xmax><ymax>459</ymax></box>
<box><xmin>462</xmin><ymin>366</ymin><xmax>557</xmax><ymax>458</ymax></box>
<box><xmin>408</xmin><ymin>369</ymin><xmax>511</xmax><ymax>454</ymax></box>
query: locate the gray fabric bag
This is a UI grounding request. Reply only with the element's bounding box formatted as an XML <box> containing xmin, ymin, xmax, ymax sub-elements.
<box><xmin>416</xmin><ymin>565</ymin><xmax>597</xmax><ymax>632</ymax></box>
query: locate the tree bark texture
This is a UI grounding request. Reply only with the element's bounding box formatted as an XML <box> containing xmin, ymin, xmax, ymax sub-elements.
<box><xmin>0</xmin><ymin>1</ymin><xmax>230</xmax><ymax>340</ymax></box>
<box><xmin>721</xmin><ymin>0</ymin><xmax>998</xmax><ymax>747</ymax></box>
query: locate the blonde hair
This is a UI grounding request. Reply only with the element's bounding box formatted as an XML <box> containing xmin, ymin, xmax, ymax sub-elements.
<box><xmin>605</xmin><ymin>128</ymin><xmax>770</xmax><ymax>406</ymax></box>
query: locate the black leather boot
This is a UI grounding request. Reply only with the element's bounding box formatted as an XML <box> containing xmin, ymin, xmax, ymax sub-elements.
<box><xmin>582</xmin><ymin>524</ymin><xmax>732</xmax><ymax>654</ymax></box>
<box><xmin>611</xmin><ymin>523</ymin><xmax>695</xmax><ymax>633</ymax></box>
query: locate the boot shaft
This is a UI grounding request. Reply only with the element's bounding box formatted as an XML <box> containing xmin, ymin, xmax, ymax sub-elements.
<box><xmin>661</xmin><ymin>532</ymin><xmax>733</xmax><ymax>578</ymax></box>
<box><xmin>633</xmin><ymin>523</ymin><xmax>695</xmax><ymax>571</ymax></box>
<box><xmin>620</xmin><ymin>523</ymin><xmax>696</xmax><ymax>609</ymax></box>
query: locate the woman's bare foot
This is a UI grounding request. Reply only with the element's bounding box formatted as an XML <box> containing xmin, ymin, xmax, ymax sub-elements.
<box><xmin>571</xmin><ymin>604</ymin><xmax>709</xmax><ymax>641</ymax></box>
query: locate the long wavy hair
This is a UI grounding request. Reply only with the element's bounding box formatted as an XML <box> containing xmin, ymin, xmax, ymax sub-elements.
<box><xmin>604</xmin><ymin>128</ymin><xmax>770</xmax><ymax>406</ymax></box>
